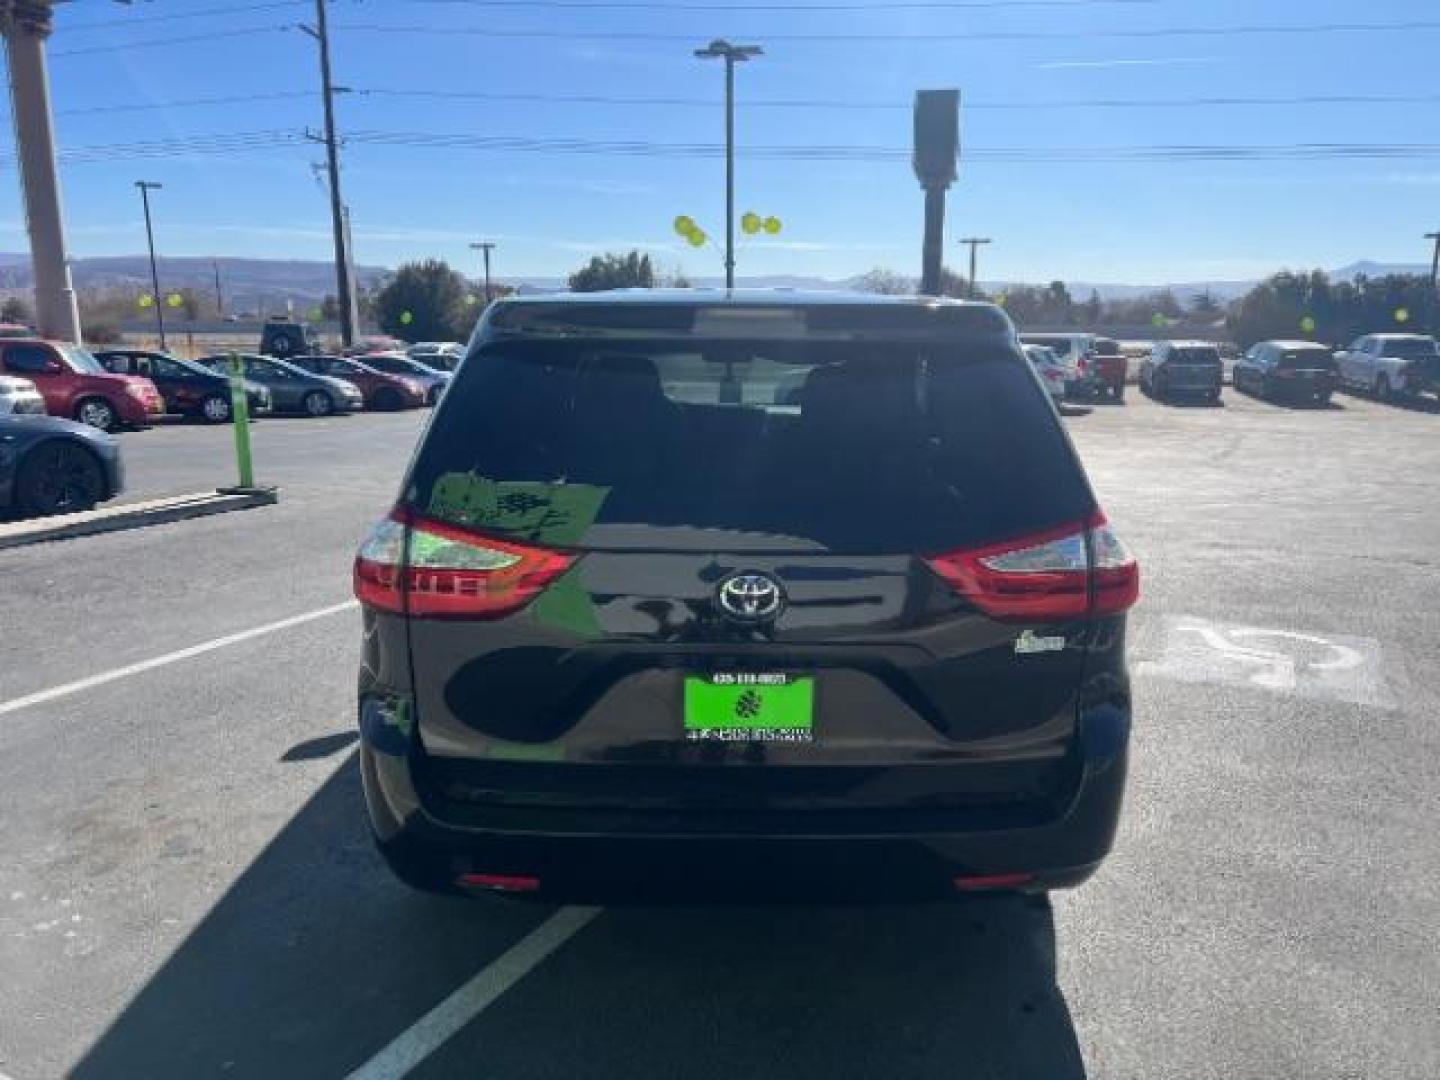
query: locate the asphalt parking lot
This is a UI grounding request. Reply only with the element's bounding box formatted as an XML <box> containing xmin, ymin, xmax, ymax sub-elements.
<box><xmin>2</xmin><ymin>389</ymin><xmax>1438</xmax><ymax>1079</ymax></box>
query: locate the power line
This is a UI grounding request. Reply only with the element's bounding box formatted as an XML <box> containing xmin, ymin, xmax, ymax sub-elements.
<box><xmin>362</xmin><ymin>88</ymin><xmax>1440</xmax><ymax>111</ymax></box>
<box><xmin>50</xmin><ymin>87</ymin><xmax>1440</xmax><ymax>117</ymax></box>
<box><xmin>46</xmin><ymin>15</ymin><xmax>1440</xmax><ymax>58</ymax></box>
<box><xmin>9</xmin><ymin>128</ymin><xmax>1440</xmax><ymax>169</ymax></box>
<box><xmin>57</xmin><ymin>91</ymin><xmax>314</xmax><ymax>117</ymax></box>
<box><xmin>400</xmin><ymin>0</ymin><xmax>1164</xmax><ymax>8</ymax></box>
<box><xmin>62</xmin><ymin>1</ymin><xmax>304</xmax><ymax>32</ymax></box>
<box><xmin>332</xmin><ymin>18</ymin><xmax>1440</xmax><ymax>42</ymax></box>
<box><xmin>51</xmin><ymin>25</ymin><xmax>290</xmax><ymax>59</ymax></box>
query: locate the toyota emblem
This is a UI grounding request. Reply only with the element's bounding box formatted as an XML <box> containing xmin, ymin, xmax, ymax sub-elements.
<box><xmin>716</xmin><ymin>572</ymin><xmax>785</xmax><ymax>623</ymax></box>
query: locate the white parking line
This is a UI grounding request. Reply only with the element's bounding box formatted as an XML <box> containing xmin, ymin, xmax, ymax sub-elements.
<box><xmin>0</xmin><ymin>600</ymin><xmax>360</xmax><ymax>717</ymax></box>
<box><xmin>346</xmin><ymin>906</ymin><xmax>602</xmax><ymax>1080</ymax></box>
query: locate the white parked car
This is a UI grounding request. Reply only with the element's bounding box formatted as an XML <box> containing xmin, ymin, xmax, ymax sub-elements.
<box><xmin>1019</xmin><ymin>333</ymin><xmax>1098</xmax><ymax>398</ymax></box>
<box><xmin>1022</xmin><ymin>343</ymin><xmax>1068</xmax><ymax>404</ymax></box>
<box><xmin>0</xmin><ymin>374</ymin><xmax>46</xmax><ymax>416</ymax></box>
<box><xmin>1335</xmin><ymin>334</ymin><xmax>1440</xmax><ymax>403</ymax></box>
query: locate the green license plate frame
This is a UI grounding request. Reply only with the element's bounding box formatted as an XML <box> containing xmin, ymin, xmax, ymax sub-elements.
<box><xmin>683</xmin><ymin>672</ymin><xmax>815</xmax><ymax>743</ymax></box>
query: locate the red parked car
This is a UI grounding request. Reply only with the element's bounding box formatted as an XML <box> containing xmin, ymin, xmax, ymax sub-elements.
<box><xmin>291</xmin><ymin>355</ymin><xmax>427</xmax><ymax>410</ymax></box>
<box><xmin>0</xmin><ymin>338</ymin><xmax>164</xmax><ymax>430</ymax></box>
<box><xmin>1092</xmin><ymin>337</ymin><xmax>1129</xmax><ymax>401</ymax></box>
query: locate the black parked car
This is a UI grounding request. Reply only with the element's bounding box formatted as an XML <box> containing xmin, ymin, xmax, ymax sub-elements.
<box><xmin>196</xmin><ymin>354</ymin><xmax>362</xmax><ymax>416</ymax></box>
<box><xmin>1139</xmin><ymin>341</ymin><xmax>1224</xmax><ymax>403</ymax></box>
<box><xmin>1233</xmin><ymin>341</ymin><xmax>1337</xmax><ymax>407</ymax></box>
<box><xmin>93</xmin><ymin>349</ymin><xmax>272</xmax><ymax>423</ymax></box>
<box><xmin>353</xmin><ymin>291</ymin><xmax>1140</xmax><ymax>904</ymax></box>
<box><xmin>0</xmin><ymin>413</ymin><xmax>123</xmax><ymax>516</ymax></box>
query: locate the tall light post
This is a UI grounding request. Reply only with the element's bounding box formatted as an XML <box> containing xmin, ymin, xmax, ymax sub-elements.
<box><xmin>470</xmin><ymin>241</ymin><xmax>496</xmax><ymax>304</ymax></box>
<box><xmin>1426</xmin><ymin>231</ymin><xmax>1440</xmax><ymax>335</ymax></box>
<box><xmin>135</xmin><ymin>180</ymin><xmax>165</xmax><ymax>350</ymax></box>
<box><xmin>958</xmin><ymin>237</ymin><xmax>991</xmax><ymax>299</ymax></box>
<box><xmin>694</xmin><ymin>39</ymin><xmax>761</xmax><ymax>290</ymax></box>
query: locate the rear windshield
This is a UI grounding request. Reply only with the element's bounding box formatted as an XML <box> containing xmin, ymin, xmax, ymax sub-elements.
<box><xmin>1021</xmin><ymin>335</ymin><xmax>1074</xmax><ymax>357</ymax></box>
<box><xmin>1169</xmin><ymin>347</ymin><xmax>1220</xmax><ymax>364</ymax></box>
<box><xmin>1094</xmin><ymin>338</ymin><xmax>1120</xmax><ymax>355</ymax></box>
<box><xmin>1278</xmin><ymin>349</ymin><xmax>1335</xmax><ymax>370</ymax></box>
<box><xmin>1377</xmin><ymin>338</ymin><xmax>1438</xmax><ymax>358</ymax></box>
<box><xmin>406</xmin><ymin>339</ymin><xmax>1093</xmax><ymax>554</ymax></box>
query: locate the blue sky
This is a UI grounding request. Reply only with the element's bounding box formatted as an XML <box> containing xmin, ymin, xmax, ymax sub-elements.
<box><xmin>2</xmin><ymin>0</ymin><xmax>1438</xmax><ymax>284</ymax></box>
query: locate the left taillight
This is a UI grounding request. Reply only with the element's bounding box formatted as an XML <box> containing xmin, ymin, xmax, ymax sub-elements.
<box><xmin>924</xmin><ymin>512</ymin><xmax>1138</xmax><ymax>622</ymax></box>
<box><xmin>353</xmin><ymin>509</ymin><xmax>575</xmax><ymax>619</ymax></box>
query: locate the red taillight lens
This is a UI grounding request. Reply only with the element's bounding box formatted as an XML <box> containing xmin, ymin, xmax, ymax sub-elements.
<box><xmin>1088</xmin><ymin>513</ymin><xmax>1140</xmax><ymax>616</ymax></box>
<box><xmin>924</xmin><ymin>513</ymin><xmax>1138</xmax><ymax>621</ymax></box>
<box><xmin>353</xmin><ymin>509</ymin><xmax>575</xmax><ymax>619</ymax></box>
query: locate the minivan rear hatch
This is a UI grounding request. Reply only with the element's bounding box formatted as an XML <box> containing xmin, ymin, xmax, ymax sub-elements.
<box><xmin>390</xmin><ymin>304</ymin><xmax>1121</xmax><ymax>813</ymax></box>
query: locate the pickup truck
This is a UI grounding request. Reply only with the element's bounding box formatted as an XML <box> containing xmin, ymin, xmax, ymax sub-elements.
<box><xmin>1335</xmin><ymin>334</ymin><xmax>1440</xmax><ymax>403</ymax></box>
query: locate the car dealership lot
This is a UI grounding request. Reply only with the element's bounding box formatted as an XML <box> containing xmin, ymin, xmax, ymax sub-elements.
<box><xmin>1</xmin><ymin>391</ymin><xmax>1437</xmax><ymax>1079</ymax></box>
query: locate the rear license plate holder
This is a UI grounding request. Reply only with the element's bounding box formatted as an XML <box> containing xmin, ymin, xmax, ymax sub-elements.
<box><xmin>683</xmin><ymin>672</ymin><xmax>815</xmax><ymax>743</ymax></box>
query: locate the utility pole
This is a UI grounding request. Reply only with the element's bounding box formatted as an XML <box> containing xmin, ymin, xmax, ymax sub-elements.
<box><xmin>299</xmin><ymin>0</ymin><xmax>355</xmax><ymax>347</ymax></box>
<box><xmin>470</xmin><ymin>241</ymin><xmax>496</xmax><ymax>303</ymax></box>
<box><xmin>2</xmin><ymin>3</ymin><xmax>81</xmax><ymax>342</ymax></box>
<box><xmin>958</xmin><ymin>237</ymin><xmax>991</xmax><ymax>299</ymax></box>
<box><xmin>135</xmin><ymin>181</ymin><xmax>166</xmax><ymax>351</ymax></box>
<box><xmin>1426</xmin><ymin>231</ymin><xmax>1440</xmax><ymax>335</ymax></box>
<box><xmin>695</xmin><ymin>39</ymin><xmax>762</xmax><ymax>290</ymax></box>
<box><xmin>213</xmin><ymin>259</ymin><xmax>224</xmax><ymax>319</ymax></box>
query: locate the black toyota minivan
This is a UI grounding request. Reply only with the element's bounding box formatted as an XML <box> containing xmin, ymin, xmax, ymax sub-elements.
<box><xmin>354</xmin><ymin>291</ymin><xmax>1138</xmax><ymax>904</ymax></box>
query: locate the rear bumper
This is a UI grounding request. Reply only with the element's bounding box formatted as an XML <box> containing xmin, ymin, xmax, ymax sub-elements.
<box><xmin>359</xmin><ymin>702</ymin><xmax>1131</xmax><ymax>902</ymax></box>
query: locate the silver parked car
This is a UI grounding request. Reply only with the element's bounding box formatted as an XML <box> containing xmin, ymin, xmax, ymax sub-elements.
<box><xmin>1022</xmin><ymin>344</ymin><xmax>1067</xmax><ymax>404</ymax></box>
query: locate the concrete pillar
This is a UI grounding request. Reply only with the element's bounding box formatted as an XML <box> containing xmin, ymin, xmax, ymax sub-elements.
<box><xmin>2</xmin><ymin>1</ymin><xmax>81</xmax><ymax>342</ymax></box>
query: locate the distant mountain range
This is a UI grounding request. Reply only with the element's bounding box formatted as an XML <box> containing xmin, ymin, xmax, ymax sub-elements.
<box><xmin>0</xmin><ymin>255</ymin><xmax>1430</xmax><ymax>311</ymax></box>
<box><xmin>0</xmin><ymin>254</ymin><xmax>390</xmax><ymax>314</ymax></box>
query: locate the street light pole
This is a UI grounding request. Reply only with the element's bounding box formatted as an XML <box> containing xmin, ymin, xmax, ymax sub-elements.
<box><xmin>1426</xmin><ymin>231</ymin><xmax>1440</xmax><ymax>335</ymax></box>
<box><xmin>470</xmin><ymin>241</ymin><xmax>496</xmax><ymax>304</ymax></box>
<box><xmin>695</xmin><ymin>39</ymin><xmax>761</xmax><ymax>290</ymax></box>
<box><xmin>958</xmin><ymin>237</ymin><xmax>991</xmax><ymax>299</ymax></box>
<box><xmin>135</xmin><ymin>180</ymin><xmax>165</xmax><ymax>351</ymax></box>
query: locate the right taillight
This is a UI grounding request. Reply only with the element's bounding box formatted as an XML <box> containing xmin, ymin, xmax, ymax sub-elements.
<box><xmin>924</xmin><ymin>512</ymin><xmax>1138</xmax><ymax>621</ymax></box>
<box><xmin>353</xmin><ymin>508</ymin><xmax>575</xmax><ymax>619</ymax></box>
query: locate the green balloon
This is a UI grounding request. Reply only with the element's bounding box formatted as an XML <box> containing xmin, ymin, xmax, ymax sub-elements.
<box><xmin>400</xmin><ymin>310</ymin><xmax>414</xmax><ymax>325</ymax></box>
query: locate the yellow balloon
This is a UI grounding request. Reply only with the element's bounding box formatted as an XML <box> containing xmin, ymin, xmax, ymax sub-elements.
<box><xmin>137</xmin><ymin>293</ymin><xmax>154</xmax><ymax>309</ymax></box>
<box><xmin>763</xmin><ymin>216</ymin><xmax>782</xmax><ymax>235</ymax></box>
<box><xmin>687</xmin><ymin>230</ymin><xmax>707</xmax><ymax>248</ymax></box>
<box><xmin>1395</xmin><ymin>307</ymin><xmax>1410</xmax><ymax>323</ymax></box>
<box><xmin>166</xmin><ymin>293</ymin><xmax>184</xmax><ymax>308</ymax></box>
<box><xmin>673</xmin><ymin>215</ymin><xmax>696</xmax><ymax>237</ymax></box>
<box><xmin>741</xmin><ymin>211</ymin><xmax>762</xmax><ymax>236</ymax></box>
<box><xmin>400</xmin><ymin>310</ymin><xmax>414</xmax><ymax>325</ymax></box>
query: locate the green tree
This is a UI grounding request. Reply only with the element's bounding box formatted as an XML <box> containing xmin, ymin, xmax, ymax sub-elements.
<box><xmin>568</xmin><ymin>251</ymin><xmax>655</xmax><ymax>292</ymax></box>
<box><xmin>372</xmin><ymin>259</ymin><xmax>468</xmax><ymax>342</ymax></box>
<box><xmin>1</xmin><ymin>296</ymin><xmax>31</xmax><ymax>324</ymax></box>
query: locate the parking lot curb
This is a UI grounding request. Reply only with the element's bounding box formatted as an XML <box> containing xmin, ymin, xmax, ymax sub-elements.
<box><xmin>0</xmin><ymin>487</ymin><xmax>280</xmax><ymax>550</ymax></box>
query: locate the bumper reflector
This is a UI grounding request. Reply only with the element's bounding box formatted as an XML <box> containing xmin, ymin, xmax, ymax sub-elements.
<box><xmin>953</xmin><ymin>872</ymin><xmax>1036</xmax><ymax>892</ymax></box>
<box><xmin>456</xmin><ymin>872</ymin><xmax>541</xmax><ymax>894</ymax></box>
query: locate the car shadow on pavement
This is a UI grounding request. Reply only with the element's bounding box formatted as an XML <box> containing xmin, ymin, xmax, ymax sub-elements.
<box><xmin>69</xmin><ymin>752</ymin><xmax>555</xmax><ymax>1080</ymax></box>
<box><xmin>71</xmin><ymin>752</ymin><xmax>1087</xmax><ymax>1080</ymax></box>
<box><xmin>413</xmin><ymin>895</ymin><xmax>1089</xmax><ymax>1080</ymax></box>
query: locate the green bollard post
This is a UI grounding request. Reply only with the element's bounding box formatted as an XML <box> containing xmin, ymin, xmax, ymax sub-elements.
<box><xmin>228</xmin><ymin>351</ymin><xmax>255</xmax><ymax>490</ymax></box>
